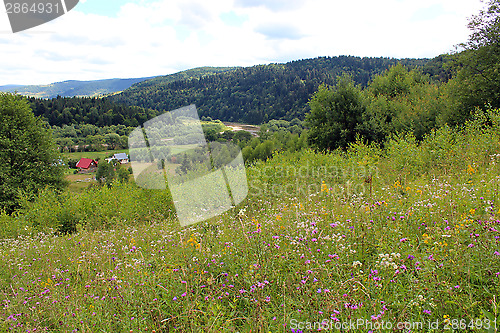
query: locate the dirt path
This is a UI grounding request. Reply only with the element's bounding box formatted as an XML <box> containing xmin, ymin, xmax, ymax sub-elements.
<box><xmin>223</xmin><ymin>122</ymin><xmax>260</xmax><ymax>136</ymax></box>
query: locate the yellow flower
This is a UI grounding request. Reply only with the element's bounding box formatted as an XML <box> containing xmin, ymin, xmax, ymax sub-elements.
<box><xmin>467</xmin><ymin>164</ymin><xmax>475</xmax><ymax>175</ymax></box>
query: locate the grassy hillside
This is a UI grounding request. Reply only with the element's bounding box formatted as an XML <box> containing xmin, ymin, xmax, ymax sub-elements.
<box><xmin>0</xmin><ymin>110</ymin><xmax>499</xmax><ymax>331</ymax></box>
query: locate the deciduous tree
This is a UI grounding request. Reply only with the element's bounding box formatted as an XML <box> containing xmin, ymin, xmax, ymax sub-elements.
<box><xmin>305</xmin><ymin>76</ymin><xmax>365</xmax><ymax>151</ymax></box>
<box><xmin>0</xmin><ymin>93</ymin><xmax>65</xmax><ymax>213</ymax></box>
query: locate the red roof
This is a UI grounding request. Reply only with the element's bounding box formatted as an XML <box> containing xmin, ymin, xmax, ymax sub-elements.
<box><xmin>76</xmin><ymin>158</ymin><xmax>97</xmax><ymax>169</ymax></box>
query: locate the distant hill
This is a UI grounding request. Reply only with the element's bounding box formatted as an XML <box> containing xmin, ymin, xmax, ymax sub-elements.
<box><xmin>0</xmin><ymin>84</ymin><xmax>23</xmax><ymax>91</ymax></box>
<box><xmin>108</xmin><ymin>56</ymin><xmax>430</xmax><ymax>124</ymax></box>
<box><xmin>0</xmin><ymin>78</ymin><xmax>154</xmax><ymax>99</ymax></box>
<box><xmin>0</xmin><ymin>67</ymin><xmax>237</xmax><ymax>99</ymax></box>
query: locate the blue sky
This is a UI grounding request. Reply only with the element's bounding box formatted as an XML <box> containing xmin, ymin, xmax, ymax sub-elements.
<box><xmin>77</xmin><ymin>0</ymin><xmax>129</xmax><ymax>17</ymax></box>
<box><xmin>0</xmin><ymin>0</ymin><xmax>485</xmax><ymax>85</ymax></box>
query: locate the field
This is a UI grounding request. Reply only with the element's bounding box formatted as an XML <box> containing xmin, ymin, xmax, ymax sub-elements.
<box><xmin>63</xmin><ymin>149</ymin><xmax>129</xmax><ymax>162</ymax></box>
<box><xmin>0</xmin><ymin>117</ymin><xmax>500</xmax><ymax>332</ymax></box>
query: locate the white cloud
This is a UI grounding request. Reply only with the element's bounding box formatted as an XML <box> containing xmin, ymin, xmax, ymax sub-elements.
<box><xmin>0</xmin><ymin>0</ymin><xmax>484</xmax><ymax>85</ymax></box>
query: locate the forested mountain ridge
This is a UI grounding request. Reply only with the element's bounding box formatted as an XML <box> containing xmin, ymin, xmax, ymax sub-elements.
<box><xmin>25</xmin><ymin>56</ymin><xmax>439</xmax><ymax>129</ymax></box>
<box><xmin>126</xmin><ymin>66</ymin><xmax>239</xmax><ymax>90</ymax></box>
<box><xmin>108</xmin><ymin>56</ymin><xmax>431</xmax><ymax>124</ymax></box>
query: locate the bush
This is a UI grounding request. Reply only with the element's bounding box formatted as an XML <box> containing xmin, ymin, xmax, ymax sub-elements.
<box><xmin>21</xmin><ymin>182</ymin><xmax>175</xmax><ymax>234</ymax></box>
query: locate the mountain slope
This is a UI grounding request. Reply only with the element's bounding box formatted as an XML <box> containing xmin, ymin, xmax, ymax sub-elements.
<box><xmin>0</xmin><ymin>67</ymin><xmax>237</xmax><ymax>99</ymax></box>
<box><xmin>0</xmin><ymin>78</ymin><xmax>154</xmax><ymax>99</ymax></box>
<box><xmin>108</xmin><ymin>56</ymin><xmax>429</xmax><ymax>124</ymax></box>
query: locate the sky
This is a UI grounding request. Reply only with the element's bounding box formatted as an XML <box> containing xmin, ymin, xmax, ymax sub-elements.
<box><xmin>0</xmin><ymin>0</ymin><xmax>485</xmax><ymax>85</ymax></box>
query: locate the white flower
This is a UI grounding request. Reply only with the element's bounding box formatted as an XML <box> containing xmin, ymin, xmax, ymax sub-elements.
<box><xmin>352</xmin><ymin>261</ymin><xmax>362</xmax><ymax>267</ymax></box>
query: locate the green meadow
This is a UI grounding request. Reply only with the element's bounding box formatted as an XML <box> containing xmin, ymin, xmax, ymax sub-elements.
<box><xmin>0</xmin><ymin>111</ymin><xmax>499</xmax><ymax>332</ymax></box>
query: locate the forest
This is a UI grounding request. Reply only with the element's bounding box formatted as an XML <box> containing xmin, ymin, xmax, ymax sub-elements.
<box><xmin>109</xmin><ymin>56</ymin><xmax>431</xmax><ymax>124</ymax></box>
<box><xmin>29</xmin><ymin>56</ymin><xmax>431</xmax><ymax>129</ymax></box>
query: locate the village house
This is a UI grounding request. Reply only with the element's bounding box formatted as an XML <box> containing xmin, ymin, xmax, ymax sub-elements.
<box><xmin>75</xmin><ymin>158</ymin><xmax>98</xmax><ymax>173</ymax></box>
<box><xmin>105</xmin><ymin>153</ymin><xmax>129</xmax><ymax>164</ymax></box>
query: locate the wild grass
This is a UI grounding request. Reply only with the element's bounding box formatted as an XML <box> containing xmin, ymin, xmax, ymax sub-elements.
<box><xmin>0</xmin><ymin>110</ymin><xmax>500</xmax><ymax>332</ymax></box>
